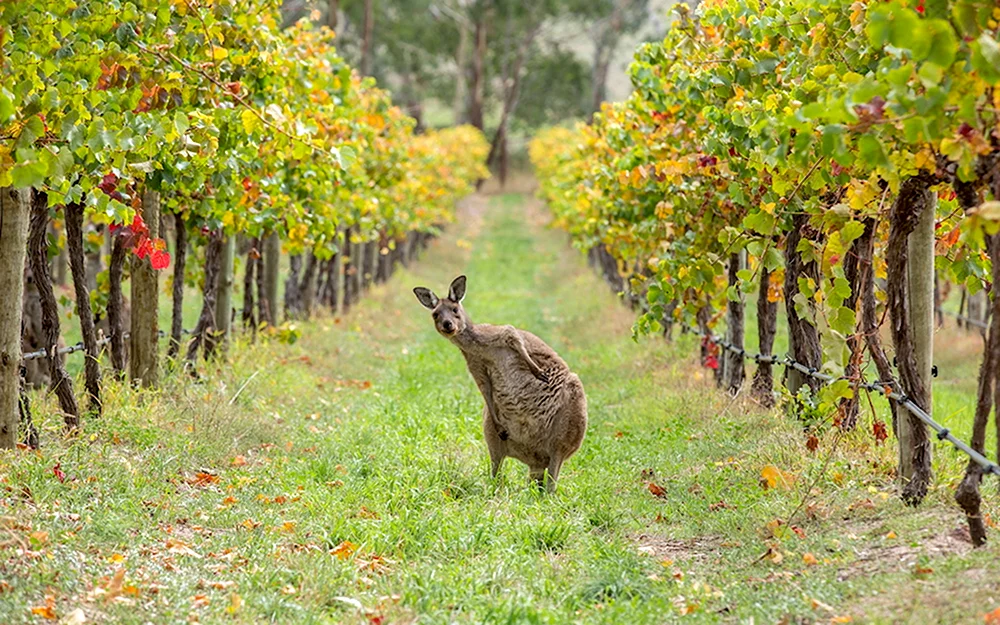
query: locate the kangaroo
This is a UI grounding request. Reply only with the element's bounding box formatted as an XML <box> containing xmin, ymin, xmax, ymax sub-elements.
<box><xmin>414</xmin><ymin>275</ymin><xmax>587</xmax><ymax>492</ymax></box>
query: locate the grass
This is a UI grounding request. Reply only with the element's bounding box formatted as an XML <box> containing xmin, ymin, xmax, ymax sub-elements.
<box><xmin>3</xmin><ymin>192</ymin><xmax>1000</xmax><ymax>624</ymax></box>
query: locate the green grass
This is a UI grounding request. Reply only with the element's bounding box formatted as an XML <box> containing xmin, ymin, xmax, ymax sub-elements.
<box><xmin>3</xmin><ymin>193</ymin><xmax>1000</xmax><ymax>624</ymax></box>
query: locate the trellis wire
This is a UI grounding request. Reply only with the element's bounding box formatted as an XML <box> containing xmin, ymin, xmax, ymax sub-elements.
<box><xmin>690</xmin><ymin>325</ymin><xmax>1000</xmax><ymax>477</ymax></box>
<box><xmin>22</xmin><ymin>329</ymin><xmax>193</xmax><ymax>362</ymax></box>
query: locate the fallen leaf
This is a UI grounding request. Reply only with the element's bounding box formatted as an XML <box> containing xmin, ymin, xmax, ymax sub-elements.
<box><xmin>984</xmin><ymin>607</ymin><xmax>1000</xmax><ymax>624</ymax></box>
<box><xmin>280</xmin><ymin>585</ymin><xmax>297</xmax><ymax>595</ymax></box>
<box><xmin>187</xmin><ymin>472</ymin><xmax>220</xmax><ymax>487</ymax></box>
<box><xmin>810</xmin><ymin>597</ymin><xmax>834</xmax><ymax>612</ymax></box>
<box><xmin>331</xmin><ymin>540</ymin><xmax>358</xmax><ymax>560</ymax></box>
<box><xmin>806</xmin><ymin>435</ymin><xmax>819</xmax><ymax>452</ymax></box>
<box><xmin>191</xmin><ymin>594</ymin><xmax>210</xmax><ymax>608</ymax></box>
<box><xmin>226</xmin><ymin>593</ymin><xmax>242</xmax><ymax>615</ymax></box>
<box><xmin>646</xmin><ymin>481</ymin><xmax>668</xmax><ymax>498</ymax></box>
<box><xmin>831</xmin><ymin>617</ymin><xmax>853</xmax><ymax>624</ymax></box>
<box><xmin>832</xmin><ymin>472</ymin><xmax>845</xmax><ymax>486</ymax></box>
<box><xmin>280</xmin><ymin>522</ymin><xmax>297</xmax><ymax>533</ymax></box>
<box><xmin>885</xmin><ymin>531</ymin><xmax>897</xmax><ymax>539</ymax></box>
<box><xmin>914</xmin><ymin>564</ymin><xmax>933</xmax><ymax>576</ymax></box>
<box><xmin>803</xmin><ymin>553</ymin><xmax>818</xmax><ymax>566</ymax></box>
<box><xmin>231</xmin><ymin>456</ymin><xmax>247</xmax><ymax>467</ymax></box>
<box><xmin>52</xmin><ymin>464</ymin><xmax>66</xmax><ymax>483</ymax></box>
<box><xmin>762</xmin><ymin>545</ymin><xmax>783</xmax><ymax>564</ymax></box>
<box><xmin>166</xmin><ymin>539</ymin><xmax>202</xmax><ymax>558</ymax></box>
<box><xmin>761</xmin><ymin>465</ymin><xmax>795</xmax><ymax>490</ymax></box>
<box><xmin>31</xmin><ymin>603</ymin><xmax>57</xmax><ymax>620</ymax></box>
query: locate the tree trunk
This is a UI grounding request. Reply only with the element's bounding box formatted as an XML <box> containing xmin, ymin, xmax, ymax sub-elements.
<box><xmin>261</xmin><ymin>231</ymin><xmax>280</xmax><ymax>326</ymax></box>
<box><xmin>285</xmin><ymin>253</ymin><xmax>302</xmax><ymax>320</ymax></box>
<box><xmin>215</xmin><ymin>235</ymin><xmax>235</xmax><ymax>347</ymax></box>
<box><xmin>186</xmin><ymin>234</ymin><xmax>223</xmax><ymax>363</ymax></box>
<box><xmin>886</xmin><ymin>175</ymin><xmax>935</xmax><ymax>506</ymax></box>
<box><xmin>364</xmin><ymin>240</ymin><xmax>378</xmax><ymax>291</ymax></box>
<box><xmin>783</xmin><ymin>212</ymin><xmax>823</xmax><ymax>396</ymax></box>
<box><xmin>168</xmin><ymin>212</ymin><xmax>188</xmax><ymax>358</ymax></box>
<box><xmin>327</xmin><ymin>0</ymin><xmax>338</xmax><ymax>30</ymax></box>
<box><xmin>301</xmin><ymin>252</ymin><xmax>319</xmax><ymax>319</ymax></box>
<box><xmin>376</xmin><ymin>235</ymin><xmax>390</xmax><ymax>283</ymax></box>
<box><xmin>361</xmin><ymin>0</ymin><xmax>374</xmax><ymax>76</ymax></box>
<box><xmin>29</xmin><ymin>191</ymin><xmax>79</xmax><ymax>426</ymax></box>
<box><xmin>958</xmin><ymin>287</ymin><xmax>967</xmax><ymax>329</ymax></box>
<box><xmin>0</xmin><ymin>188</ymin><xmax>31</xmax><ymax>449</ymax></box>
<box><xmin>331</xmin><ymin>231</ymin><xmax>344</xmax><ymax>312</ymax></box>
<box><xmin>242</xmin><ymin>237</ymin><xmax>258</xmax><ymax>335</ymax></box>
<box><xmin>467</xmin><ymin>16</ymin><xmax>486</xmax><ymax>131</ymax></box>
<box><xmin>453</xmin><ymin>22</ymin><xmax>470</xmax><ymax>124</ymax></box>
<box><xmin>724</xmin><ymin>252</ymin><xmax>746</xmax><ymax>395</ymax></box>
<box><xmin>64</xmin><ymin>202</ymin><xmax>101</xmax><ymax>414</ymax></box>
<box><xmin>108</xmin><ymin>232</ymin><xmax>128</xmax><ymax>378</ymax></box>
<box><xmin>485</xmin><ymin>25</ymin><xmax>539</xmax><ymax>175</ymax></box>
<box><xmin>751</xmin><ymin>266</ymin><xmax>778</xmax><ymax>407</ymax></box>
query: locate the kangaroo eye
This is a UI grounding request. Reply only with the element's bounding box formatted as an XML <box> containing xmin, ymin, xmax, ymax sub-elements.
<box><xmin>452</xmin><ymin>307</ymin><xmax>459</xmax><ymax>313</ymax></box>
<box><xmin>432</xmin><ymin>311</ymin><xmax>440</xmax><ymax>319</ymax></box>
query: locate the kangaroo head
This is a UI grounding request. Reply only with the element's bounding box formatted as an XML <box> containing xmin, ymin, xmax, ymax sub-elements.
<box><xmin>413</xmin><ymin>275</ymin><xmax>468</xmax><ymax>338</ymax></box>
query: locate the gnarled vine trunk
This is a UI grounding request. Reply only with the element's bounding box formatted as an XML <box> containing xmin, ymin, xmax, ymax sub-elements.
<box><xmin>724</xmin><ymin>252</ymin><xmax>745</xmax><ymax>395</ymax></box>
<box><xmin>301</xmin><ymin>252</ymin><xmax>318</xmax><ymax>319</ymax></box>
<box><xmin>108</xmin><ymin>231</ymin><xmax>128</xmax><ymax>378</ymax></box>
<box><xmin>169</xmin><ymin>212</ymin><xmax>188</xmax><ymax>359</ymax></box>
<box><xmin>751</xmin><ymin>265</ymin><xmax>778</xmax><ymax>408</ymax></box>
<box><xmin>243</xmin><ymin>237</ymin><xmax>259</xmax><ymax>335</ymax></box>
<box><xmin>186</xmin><ymin>233</ymin><xmax>223</xmax><ymax>363</ymax></box>
<box><xmin>285</xmin><ymin>254</ymin><xmax>302</xmax><ymax>320</ymax></box>
<box><xmin>214</xmin><ymin>235</ymin><xmax>235</xmax><ymax>348</ymax></box>
<box><xmin>783</xmin><ymin>212</ymin><xmax>822</xmax><ymax>397</ymax></box>
<box><xmin>64</xmin><ymin>202</ymin><xmax>101</xmax><ymax>413</ymax></box>
<box><xmin>29</xmin><ymin>191</ymin><xmax>79</xmax><ymax>427</ymax></box>
<box><xmin>955</xmin><ymin>158</ymin><xmax>999</xmax><ymax>545</ymax></box>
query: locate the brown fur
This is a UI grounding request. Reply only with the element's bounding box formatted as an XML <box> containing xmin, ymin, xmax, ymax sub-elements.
<box><xmin>414</xmin><ymin>276</ymin><xmax>587</xmax><ymax>491</ymax></box>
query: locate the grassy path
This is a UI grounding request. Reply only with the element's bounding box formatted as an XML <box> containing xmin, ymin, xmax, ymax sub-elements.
<box><xmin>3</xmin><ymin>193</ymin><xmax>999</xmax><ymax>624</ymax></box>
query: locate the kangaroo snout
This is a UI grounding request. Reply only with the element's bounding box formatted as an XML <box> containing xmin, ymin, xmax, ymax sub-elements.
<box><xmin>442</xmin><ymin>319</ymin><xmax>455</xmax><ymax>333</ymax></box>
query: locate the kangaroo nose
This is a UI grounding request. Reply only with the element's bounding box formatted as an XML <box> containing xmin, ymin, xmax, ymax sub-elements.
<box><xmin>443</xmin><ymin>320</ymin><xmax>454</xmax><ymax>332</ymax></box>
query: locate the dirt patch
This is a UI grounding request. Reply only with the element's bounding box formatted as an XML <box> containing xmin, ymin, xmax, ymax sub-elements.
<box><xmin>631</xmin><ymin>532</ymin><xmax>726</xmax><ymax>566</ymax></box>
<box><xmin>837</xmin><ymin>522</ymin><xmax>974</xmax><ymax>581</ymax></box>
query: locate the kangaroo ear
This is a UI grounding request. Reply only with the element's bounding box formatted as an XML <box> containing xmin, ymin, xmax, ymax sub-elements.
<box><xmin>448</xmin><ymin>275</ymin><xmax>467</xmax><ymax>302</ymax></box>
<box><xmin>413</xmin><ymin>287</ymin><xmax>439</xmax><ymax>309</ymax></box>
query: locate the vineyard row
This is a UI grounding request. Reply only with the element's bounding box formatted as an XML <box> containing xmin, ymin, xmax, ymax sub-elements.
<box><xmin>530</xmin><ymin>0</ymin><xmax>1000</xmax><ymax>545</ymax></box>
